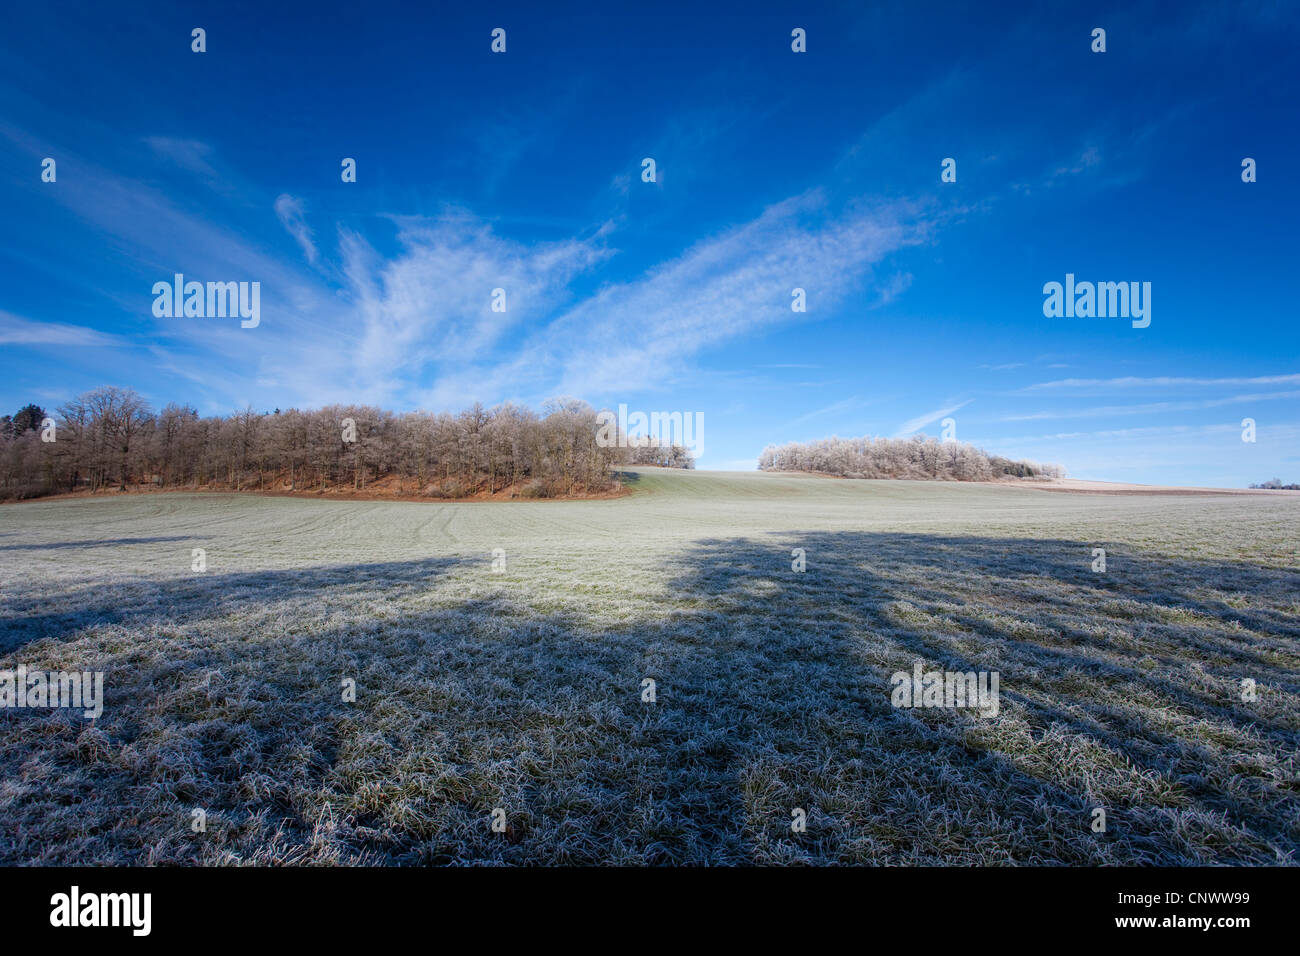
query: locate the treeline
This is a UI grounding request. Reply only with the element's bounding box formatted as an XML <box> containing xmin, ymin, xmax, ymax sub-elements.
<box><xmin>0</xmin><ymin>404</ymin><xmax>46</xmax><ymax>439</ymax></box>
<box><xmin>629</xmin><ymin>439</ymin><xmax>696</xmax><ymax>469</ymax></box>
<box><xmin>1249</xmin><ymin>478</ymin><xmax>1300</xmax><ymax>490</ymax></box>
<box><xmin>0</xmin><ymin>387</ymin><xmax>694</xmax><ymax>502</ymax></box>
<box><xmin>758</xmin><ymin>434</ymin><xmax>1065</xmax><ymax>481</ymax></box>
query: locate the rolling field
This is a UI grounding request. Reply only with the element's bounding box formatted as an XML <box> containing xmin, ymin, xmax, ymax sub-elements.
<box><xmin>1</xmin><ymin>468</ymin><xmax>1298</xmax><ymax>865</ymax></box>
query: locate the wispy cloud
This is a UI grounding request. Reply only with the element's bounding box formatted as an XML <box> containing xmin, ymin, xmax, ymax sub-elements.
<box><xmin>540</xmin><ymin>193</ymin><xmax>924</xmax><ymax>398</ymax></box>
<box><xmin>328</xmin><ymin>211</ymin><xmax>611</xmax><ymax>407</ymax></box>
<box><xmin>894</xmin><ymin>399</ymin><xmax>971</xmax><ymax>437</ymax></box>
<box><xmin>1021</xmin><ymin>373</ymin><xmax>1300</xmax><ymax>391</ymax></box>
<box><xmin>0</xmin><ymin>311</ymin><xmax>123</xmax><ymax>347</ymax></box>
<box><xmin>273</xmin><ymin>194</ymin><xmax>318</xmax><ymax>265</ymax></box>
<box><xmin>781</xmin><ymin>395</ymin><xmax>877</xmax><ymax>430</ymax></box>
<box><xmin>143</xmin><ymin>136</ymin><xmax>220</xmax><ymax>182</ymax></box>
<box><xmin>995</xmin><ymin>422</ymin><xmax>1242</xmax><ymax>444</ymax></box>
<box><xmin>5</xmin><ymin>111</ymin><xmax>935</xmax><ymax>416</ymax></box>
<box><xmin>1001</xmin><ymin>391</ymin><xmax>1300</xmax><ymax>421</ymax></box>
<box><xmin>416</xmin><ymin>191</ymin><xmax>928</xmax><ymax>407</ymax></box>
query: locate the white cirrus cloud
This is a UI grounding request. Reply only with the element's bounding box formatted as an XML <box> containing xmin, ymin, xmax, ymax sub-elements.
<box><xmin>447</xmin><ymin>191</ymin><xmax>926</xmax><ymax>404</ymax></box>
<box><xmin>1002</xmin><ymin>390</ymin><xmax>1300</xmax><ymax>421</ymax></box>
<box><xmin>273</xmin><ymin>194</ymin><xmax>318</xmax><ymax>265</ymax></box>
<box><xmin>1021</xmin><ymin>373</ymin><xmax>1300</xmax><ymax>391</ymax></box>
<box><xmin>894</xmin><ymin>399</ymin><xmax>971</xmax><ymax>437</ymax></box>
<box><xmin>0</xmin><ymin>311</ymin><xmax>123</xmax><ymax>347</ymax></box>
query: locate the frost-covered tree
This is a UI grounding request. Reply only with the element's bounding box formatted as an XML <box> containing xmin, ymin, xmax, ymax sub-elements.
<box><xmin>758</xmin><ymin>434</ymin><xmax>1062</xmax><ymax>482</ymax></box>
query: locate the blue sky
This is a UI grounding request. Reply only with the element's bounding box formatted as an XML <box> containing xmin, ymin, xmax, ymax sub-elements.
<box><xmin>1</xmin><ymin>0</ymin><xmax>1296</xmax><ymax>485</ymax></box>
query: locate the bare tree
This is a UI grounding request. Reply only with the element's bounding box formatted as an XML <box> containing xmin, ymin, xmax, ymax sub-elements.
<box><xmin>759</xmin><ymin>435</ymin><xmax>1060</xmax><ymax>482</ymax></box>
<box><xmin>2</xmin><ymin>388</ymin><xmax>656</xmax><ymax>501</ymax></box>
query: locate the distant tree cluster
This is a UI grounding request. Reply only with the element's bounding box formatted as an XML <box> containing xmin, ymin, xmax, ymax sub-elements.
<box><xmin>628</xmin><ymin>437</ymin><xmax>696</xmax><ymax>469</ymax></box>
<box><xmin>757</xmin><ymin>434</ymin><xmax>1065</xmax><ymax>481</ymax></box>
<box><xmin>0</xmin><ymin>404</ymin><xmax>47</xmax><ymax>440</ymax></box>
<box><xmin>0</xmin><ymin>387</ymin><xmax>648</xmax><ymax>501</ymax></box>
<box><xmin>1249</xmin><ymin>478</ymin><xmax>1300</xmax><ymax>490</ymax></box>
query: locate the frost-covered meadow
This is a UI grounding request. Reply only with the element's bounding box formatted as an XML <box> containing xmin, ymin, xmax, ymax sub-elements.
<box><xmin>1</xmin><ymin>468</ymin><xmax>1297</xmax><ymax>864</ymax></box>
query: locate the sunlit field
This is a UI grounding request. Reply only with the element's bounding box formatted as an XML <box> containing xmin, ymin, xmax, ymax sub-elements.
<box><xmin>2</xmin><ymin>468</ymin><xmax>1297</xmax><ymax>864</ymax></box>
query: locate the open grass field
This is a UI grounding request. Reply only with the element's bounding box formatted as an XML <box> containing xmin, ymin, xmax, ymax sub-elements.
<box><xmin>1</xmin><ymin>468</ymin><xmax>1297</xmax><ymax>865</ymax></box>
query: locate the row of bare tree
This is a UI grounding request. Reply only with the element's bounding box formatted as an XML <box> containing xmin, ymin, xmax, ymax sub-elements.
<box><xmin>757</xmin><ymin>434</ymin><xmax>1065</xmax><ymax>481</ymax></box>
<box><xmin>0</xmin><ymin>387</ymin><xmax>694</xmax><ymax>501</ymax></box>
<box><xmin>629</xmin><ymin>439</ymin><xmax>697</xmax><ymax>469</ymax></box>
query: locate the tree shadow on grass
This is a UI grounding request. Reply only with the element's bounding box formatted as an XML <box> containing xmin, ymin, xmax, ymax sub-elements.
<box><xmin>0</xmin><ymin>554</ymin><xmax>730</xmax><ymax>865</ymax></box>
<box><xmin>0</xmin><ymin>536</ymin><xmax>190</xmax><ymax>552</ymax></box>
<box><xmin>653</xmin><ymin>531</ymin><xmax>1300</xmax><ymax>864</ymax></box>
<box><xmin>0</xmin><ymin>558</ymin><xmax>456</xmax><ymax>654</ymax></box>
<box><xmin>0</xmin><ymin>532</ymin><xmax>1297</xmax><ymax>865</ymax></box>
